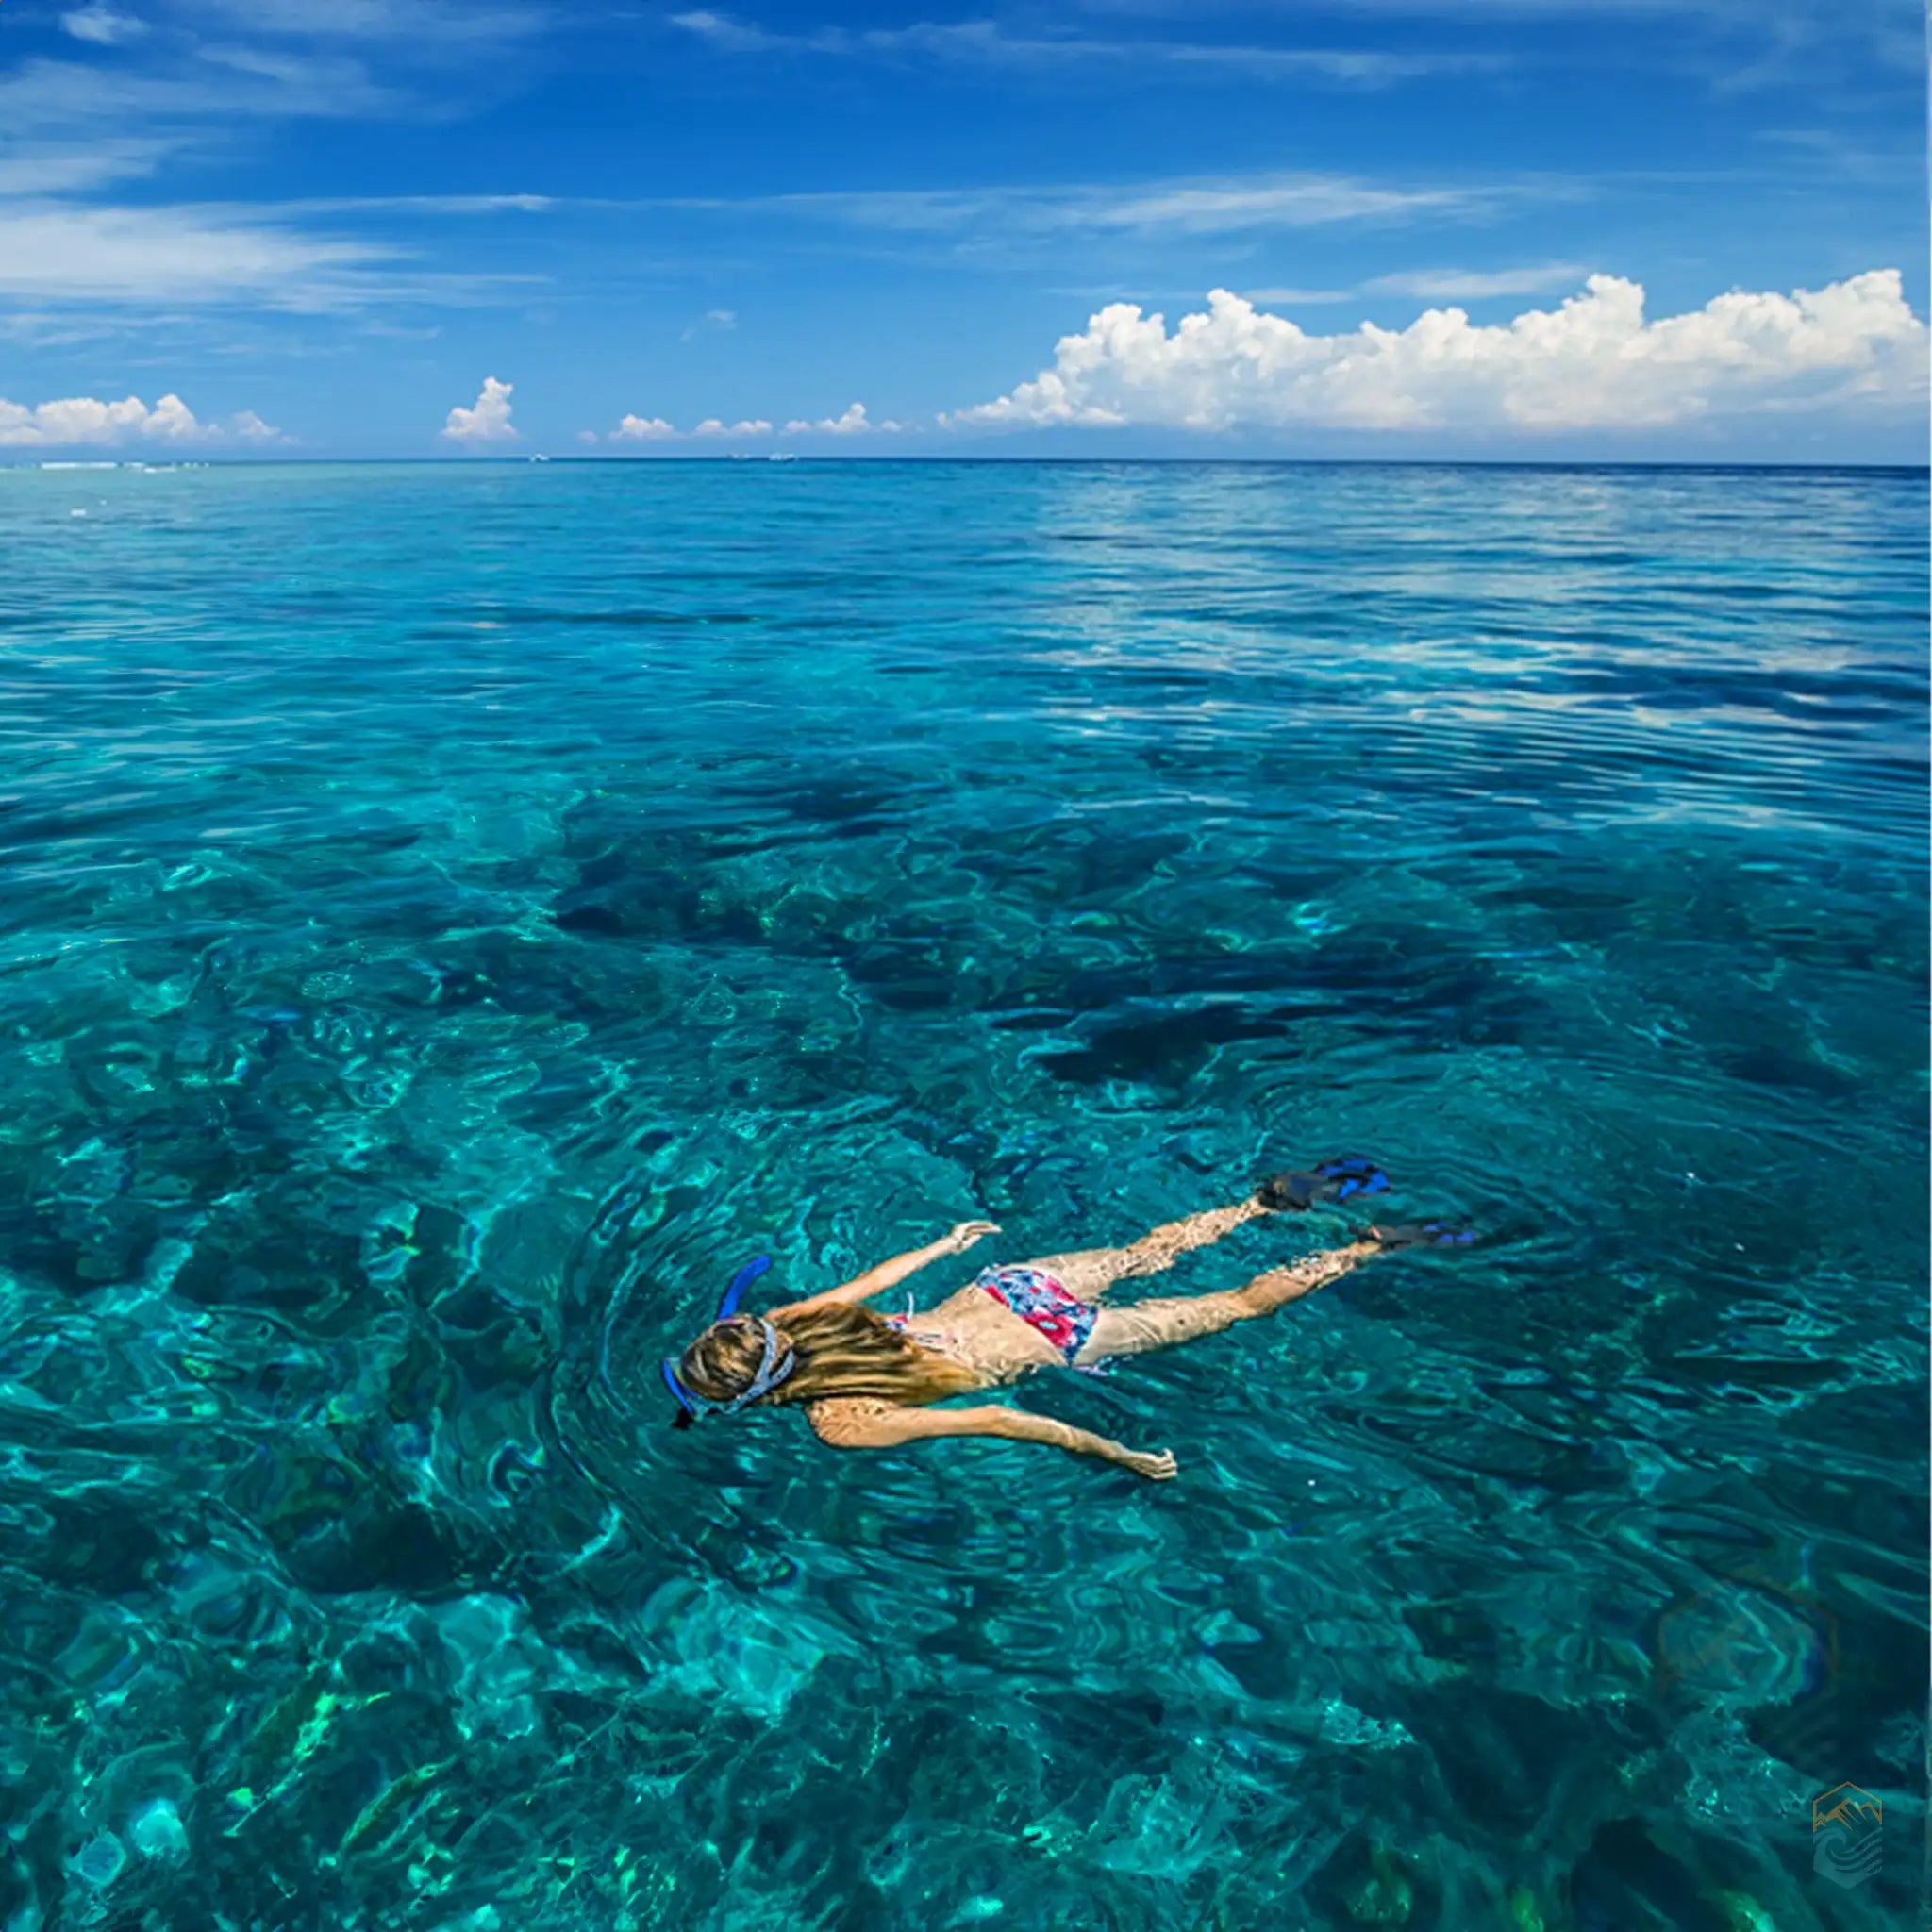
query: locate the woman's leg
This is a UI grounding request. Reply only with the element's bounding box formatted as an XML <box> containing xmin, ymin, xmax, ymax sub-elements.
<box><xmin>1074</xmin><ymin>1239</ymin><xmax>1382</xmax><ymax>1360</ymax></box>
<box><xmin>1023</xmin><ymin>1199</ymin><xmax>1271</xmax><ymax>1301</ymax></box>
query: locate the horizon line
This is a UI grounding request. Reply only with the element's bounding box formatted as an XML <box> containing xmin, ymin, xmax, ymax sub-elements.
<box><xmin>5</xmin><ymin>456</ymin><xmax>1926</xmax><ymax>475</ymax></box>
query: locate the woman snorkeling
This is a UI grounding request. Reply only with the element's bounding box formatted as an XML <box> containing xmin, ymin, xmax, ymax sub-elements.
<box><xmin>663</xmin><ymin>1158</ymin><xmax>1474</xmax><ymax>1480</ymax></box>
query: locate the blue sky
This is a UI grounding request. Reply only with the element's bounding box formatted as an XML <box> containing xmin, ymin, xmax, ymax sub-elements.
<box><xmin>0</xmin><ymin>0</ymin><xmax>1924</xmax><ymax>458</ymax></box>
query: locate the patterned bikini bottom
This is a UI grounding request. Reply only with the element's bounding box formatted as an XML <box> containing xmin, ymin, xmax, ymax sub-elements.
<box><xmin>974</xmin><ymin>1264</ymin><xmax>1099</xmax><ymax>1366</ymax></box>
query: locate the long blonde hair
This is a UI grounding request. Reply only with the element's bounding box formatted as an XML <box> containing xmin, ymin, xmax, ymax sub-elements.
<box><xmin>677</xmin><ymin>1304</ymin><xmax>977</xmax><ymax>1410</ymax></box>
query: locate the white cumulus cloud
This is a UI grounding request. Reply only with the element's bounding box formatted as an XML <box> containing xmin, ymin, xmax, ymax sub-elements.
<box><xmin>781</xmin><ymin>401</ymin><xmax>900</xmax><ymax>435</ymax></box>
<box><xmin>441</xmin><ymin>375</ymin><xmax>516</xmax><ymax>443</ymax></box>
<box><xmin>692</xmin><ymin>416</ymin><xmax>773</xmax><ymax>436</ymax></box>
<box><xmin>946</xmin><ymin>271</ymin><xmax>1927</xmax><ymax>435</ymax></box>
<box><xmin>611</xmin><ymin>413</ymin><xmax>676</xmax><ymax>440</ymax></box>
<box><xmin>0</xmin><ymin>391</ymin><xmax>279</xmax><ymax>446</ymax></box>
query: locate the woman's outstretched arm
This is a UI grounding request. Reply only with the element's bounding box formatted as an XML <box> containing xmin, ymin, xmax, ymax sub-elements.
<box><xmin>774</xmin><ymin>1222</ymin><xmax>1001</xmax><ymax>1315</ymax></box>
<box><xmin>807</xmin><ymin>1397</ymin><xmax>1177</xmax><ymax>1480</ymax></box>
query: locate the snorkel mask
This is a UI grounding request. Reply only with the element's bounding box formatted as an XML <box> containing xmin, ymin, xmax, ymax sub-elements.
<box><xmin>662</xmin><ymin>1256</ymin><xmax>792</xmax><ymax>1429</ymax></box>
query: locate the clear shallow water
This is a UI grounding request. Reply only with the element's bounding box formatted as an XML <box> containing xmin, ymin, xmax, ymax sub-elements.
<box><xmin>0</xmin><ymin>459</ymin><xmax>1924</xmax><ymax>1931</ymax></box>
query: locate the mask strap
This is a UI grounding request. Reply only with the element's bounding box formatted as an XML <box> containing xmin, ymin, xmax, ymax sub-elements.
<box><xmin>717</xmin><ymin>1317</ymin><xmax>795</xmax><ymax>1410</ymax></box>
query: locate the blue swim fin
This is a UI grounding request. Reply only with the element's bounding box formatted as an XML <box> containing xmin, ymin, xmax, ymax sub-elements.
<box><xmin>1255</xmin><ymin>1156</ymin><xmax>1391</xmax><ymax>1212</ymax></box>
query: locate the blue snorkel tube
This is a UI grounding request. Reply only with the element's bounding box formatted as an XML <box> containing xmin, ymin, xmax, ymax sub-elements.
<box><xmin>663</xmin><ymin>1256</ymin><xmax>790</xmax><ymax>1430</ymax></box>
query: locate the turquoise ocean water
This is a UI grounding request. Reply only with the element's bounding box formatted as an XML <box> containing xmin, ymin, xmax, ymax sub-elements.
<box><xmin>0</xmin><ymin>459</ymin><xmax>1924</xmax><ymax>1930</ymax></box>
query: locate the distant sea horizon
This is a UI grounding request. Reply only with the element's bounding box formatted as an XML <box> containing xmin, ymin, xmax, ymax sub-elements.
<box><xmin>8</xmin><ymin>452</ymin><xmax>1928</xmax><ymax>471</ymax></box>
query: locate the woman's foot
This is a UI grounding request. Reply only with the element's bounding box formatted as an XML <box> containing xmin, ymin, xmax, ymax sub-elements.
<box><xmin>1255</xmin><ymin>1156</ymin><xmax>1391</xmax><ymax>1212</ymax></box>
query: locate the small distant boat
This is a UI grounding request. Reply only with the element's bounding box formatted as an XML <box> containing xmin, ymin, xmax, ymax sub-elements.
<box><xmin>528</xmin><ymin>454</ymin><xmax>551</xmax><ymax>463</ymax></box>
<box><xmin>768</xmin><ymin>452</ymin><xmax>797</xmax><ymax>463</ymax></box>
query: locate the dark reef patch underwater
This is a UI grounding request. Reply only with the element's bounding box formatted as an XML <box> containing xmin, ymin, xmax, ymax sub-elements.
<box><xmin>0</xmin><ymin>459</ymin><xmax>1924</xmax><ymax>1930</ymax></box>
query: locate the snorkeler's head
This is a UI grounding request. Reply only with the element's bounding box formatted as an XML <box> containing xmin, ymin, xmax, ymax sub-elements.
<box><xmin>676</xmin><ymin>1313</ymin><xmax>795</xmax><ymax>1409</ymax></box>
<box><xmin>668</xmin><ymin>1303</ymin><xmax>978</xmax><ymax>1423</ymax></box>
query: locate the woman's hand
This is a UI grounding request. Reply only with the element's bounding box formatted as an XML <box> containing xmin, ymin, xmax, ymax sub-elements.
<box><xmin>940</xmin><ymin>1220</ymin><xmax>1001</xmax><ymax>1256</ymax></box>
<box><xmin>1114</xmin><ymin>1446</ymin><xmax>1179</xmax><ymax>1481</ymax></box>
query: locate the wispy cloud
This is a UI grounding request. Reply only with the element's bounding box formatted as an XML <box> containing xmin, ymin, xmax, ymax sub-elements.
<box><xmin>1089</xmin><ymin>177</ymin><xmax>1479</xmax><ymax>231</ymax></box>
<box><xmin>1752</xmin><ymin>126</ymin><xmax>1922</xmax><ymax>184</ymax></box>
<box><xmin>0</xmin><ymin>143</ymin><xmax>175</xmax><ymax>197</ymax></box>
<box><xmin>1241</xmin><ymin>285</ymin><xmax>1356</xmax><ymax>303</ymax></box>
<box><xmin>245</xmin><ymin>192</ymin><xmax>556</xmax><ymax>216</ymax></box>
<box><xmin>0</xmin><ymin>51</ymin><xmax>397</xmax><ymax>138</ymax></box>
<box><xmin>1072</xmin><ymin>0</ymin><xmax>1922</xmax><ymax>91</ymax></box>
<box><xmin>1077</xmin><ymin>0</ymin><xmax>1907</xmax><ymax>34</ymax></box>
<box><xmin>0</xmin><ymin>204</ymin><xmax>400</xmax><ymax>307</ymax></box>
<box><xmin>0</xmin><ymin>49</ymin><xmax>401</xmax><ymax>210</ymax></box>
<box><xmin>1241</xmin><ymin>263</ymin><xmax>1591</xmax><ymax>306</ymax></box>
<box><xmin>60</xmin><ymin>7</ymin><xmax>150</xmax><ymax>45</ymax></box>
<box><xmin>0</xmin><ymin>25</ymin><xmax>556</xmax><ymax>312</ymax></box>
<box><xmin>171</xmin><ymin>0</ymin><xmax>542</xmax><ymax>45</ymax></box>
<box><xmin>654</xmin><ymin>171</ymin><xmax>1504</xmax><ymax>239</ymax></box>
<box><xmin>0</xmin><ymin>198</ymin><xmax>552</xmax><ymax>310</ymax></box>
<box><xmin>0</xmin><ymin>311</ymin><xmax>128</xmax><ymax>349</ymax></box>
<box><xmin>192</xmin><ymin>42</ymin><xmax>392</xmax><ymax>92</ymax></box>
<box><xmin>666</xmin><ymin>9</ymin><xmax>777</xmax><ymax>50</ymax></box>
<box><xmin>1361</xmin><ymin>261</ymin><xmax>1589</xmax><ymax>298</ymax></box>
<box><xmin>681</xmin><ymin>307</ymin><xmax>738</xmax><ymax>341</ymax></box>
<box><xmin>668</xmin><ymin>9</ymin><xmax>1502</xmax><ymax>83</ymax></box>
<box><xmin>1075</xmin><ymin>0</ymin><xmax>1708</xmax><ymax>15</ymax></box>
